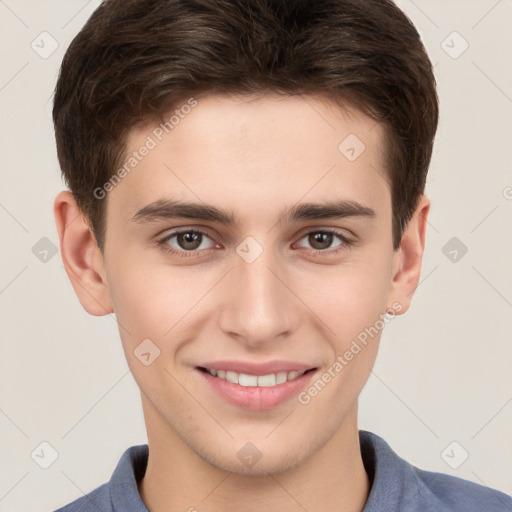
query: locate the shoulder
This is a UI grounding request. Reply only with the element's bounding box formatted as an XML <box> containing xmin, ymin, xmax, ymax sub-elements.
<box><xmin>413</xmin><ymin>466</ymin><xmax>512</xmax><ymax>511</ymax></box>
<box><xmin>52</xmin><ymin>483</ymin><xmax>111</xmax><ymax>512</ymax></box>
<box><xmin>360</xmin><ymin>430</ymin><xmax>512</xmax><ymax>512</ymax></box>
<box><xmin>51</xmin><ymin>444</ymin><xmax>149</xmax><ymax>512</ymax></box>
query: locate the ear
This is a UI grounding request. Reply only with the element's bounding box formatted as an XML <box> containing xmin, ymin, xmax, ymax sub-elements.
<box><xmin>387</xmin><ymin>195</ymin><xmax>430</xmax><ymax>315</ymax></box>
<box><xmin>54</xmin><ymin>191</ymin><xmax>113</xmax><ymax>316</ymax></box>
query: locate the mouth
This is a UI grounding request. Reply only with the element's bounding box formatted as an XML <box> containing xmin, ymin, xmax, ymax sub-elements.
<box><xmin>195</xmin><ymin>363</ymin><xmax>318</xmax><ymax>410</ymax></box>
<box><xmin>197</xmin><ymin>366</ymin><xmax>317</xmax><ymax>387</ymax></box>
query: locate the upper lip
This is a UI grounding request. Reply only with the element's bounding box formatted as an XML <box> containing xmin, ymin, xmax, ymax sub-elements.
<box><xmin>197</xmin><ymin>360</ymin><xmax>317</xmax><ymax>375</ymax></box>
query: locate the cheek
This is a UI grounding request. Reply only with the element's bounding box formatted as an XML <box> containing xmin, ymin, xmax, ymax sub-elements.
<box><xmin>296</xmin><ymin>261</ymin><xmax>393</xmax><ymax>413</ymax></box>
<box><xmin>104</xmin><ymin>256</ymin><xmax>211</xmax><ymax>394</ymax></box>
<box><xmin>298</xmin><ymin>252</ymin><xmax>393</xmax><ymax>344</ymax></box>
<box><xmin>106</xmin><ymin>252</ymin><xmax>219</xmax><ymax>344</ymax></box>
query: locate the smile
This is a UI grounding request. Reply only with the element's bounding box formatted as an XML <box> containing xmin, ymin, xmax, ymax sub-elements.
<box><xmin>196</xmin><ymin>361</ymin><xmax>318</xmax><ymax>410</ymax></box>
<box><xmin>198</xmin><ymin>367</ymin><xmax>312</xmax><ymax>387</ymax></box>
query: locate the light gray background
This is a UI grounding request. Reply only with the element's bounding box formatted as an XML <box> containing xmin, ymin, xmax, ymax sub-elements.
<box><xmin>1</xmin><ymin>1</ymin><xmax>511</xmax><ymax>510</ymax></box>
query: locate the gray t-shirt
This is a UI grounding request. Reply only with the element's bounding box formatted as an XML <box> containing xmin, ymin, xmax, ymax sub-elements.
<box><xmin>53</xmin><ymin>430</ymin><xmax>512</xmax><ymax>511</ymax></box>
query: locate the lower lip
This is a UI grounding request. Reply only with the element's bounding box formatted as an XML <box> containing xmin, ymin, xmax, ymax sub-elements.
<box><xmin>196</xmin><ymin>368</ymin><xmax>316</xmax><ymax>411</ymax></box>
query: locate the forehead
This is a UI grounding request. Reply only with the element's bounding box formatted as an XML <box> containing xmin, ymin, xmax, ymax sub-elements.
<box><xmin>108</xmin><ymin>94</ymin><xmax>390</xmax><ymax>225</ymax></box>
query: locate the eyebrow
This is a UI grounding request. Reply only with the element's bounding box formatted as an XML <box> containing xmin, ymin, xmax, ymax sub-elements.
<box><xmin>131</xmin><ymin>198</ymin><xmax>375</xmax><ymax>225</ymax></box>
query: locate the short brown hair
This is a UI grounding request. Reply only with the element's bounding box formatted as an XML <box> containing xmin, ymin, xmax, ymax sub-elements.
<box><xmin>53</xmin><ymin>0</ymin><xmax>438</xmax><ymax>251</ymax></box>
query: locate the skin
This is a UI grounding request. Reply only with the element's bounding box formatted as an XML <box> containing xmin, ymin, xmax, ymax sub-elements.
<box><xmin>54</xmin><ymin>94</ymin><xmax>429</xmax><ymax>512</ymax></box>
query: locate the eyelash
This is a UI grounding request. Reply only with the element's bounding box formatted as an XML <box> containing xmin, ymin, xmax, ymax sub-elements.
<box><xmin>156</xmin><ymin>228</ymin><xmax>354</xmax><ymax>259</ymax></box>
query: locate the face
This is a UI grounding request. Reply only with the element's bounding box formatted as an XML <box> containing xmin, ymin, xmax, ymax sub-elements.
<box><xmin>77</xmin><ymin>94</ymin><xmax>413</xmax><ymax>475</ymax></box>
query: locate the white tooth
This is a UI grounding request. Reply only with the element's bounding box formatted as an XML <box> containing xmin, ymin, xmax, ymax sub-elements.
<box><xmin>215</xmin><ymin>369</ymin><xmax>306</xmax><ymax>387</ymax></box>
<box><xmin>257</xmin><ymin>373</ymin><xmax>277</xmax><ymax>387</ymax></box>
<box><xmin>238</xmin><ymin>373</ymin><xmax>258</xmax><ymax>386</ymax></box>
<box><xmin>276</xmin><ymin>372</ymin><xmax>288</xmax><ymax>384</ymax></box>
<box><xmin>225</xmin><ymin>371</ymin><xmax>239</xmax><ymax>384</ymax></box>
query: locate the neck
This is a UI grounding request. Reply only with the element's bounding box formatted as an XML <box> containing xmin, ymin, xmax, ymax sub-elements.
<box><xmin>138</xmin><ymin>398</ymin><xmax>369</xmax><ymax>512</ymax></box>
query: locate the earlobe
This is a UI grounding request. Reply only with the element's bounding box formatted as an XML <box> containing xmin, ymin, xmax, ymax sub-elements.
<box><xmin>54</xmin><ymin>191</ymin><xmax>114</xmax><ymax>316</ymax></box>
<box><xmin>387</xmin><ymin>195</ymin><xmax>430</xmax><ymax>315</ymax></box>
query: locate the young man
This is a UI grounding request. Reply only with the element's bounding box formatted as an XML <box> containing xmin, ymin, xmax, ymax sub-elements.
<box><xmin>52</xmin><ymin>0</ymin><xmax>511</xmax><ymax>510</ymax></box>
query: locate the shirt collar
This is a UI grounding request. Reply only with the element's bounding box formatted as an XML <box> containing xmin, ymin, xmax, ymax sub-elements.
<box><xmin>109</xmin><ymin>442</ymin><xmax>148</xmax><ymax>510</ymax></box>
<box><xmin>107</xmin><ymin>431</ymin><xmax>429</xmax><ymax>511</ymax></box>
<box><xmin>359</xmin><ymin>430</ymin><xmax>429</xmax><ymax>511</ymax></box>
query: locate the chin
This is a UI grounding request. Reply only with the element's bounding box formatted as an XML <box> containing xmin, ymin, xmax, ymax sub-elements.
<box><xmin>196</xmin><ymin>437</ymin><xmax>318</xmax><ymax>477</ymax></box>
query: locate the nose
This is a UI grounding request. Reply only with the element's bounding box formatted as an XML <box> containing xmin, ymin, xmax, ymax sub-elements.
<box><xmin>218</xmin><ymin>246</ymin><xmax>300</xmax><ymax>349</ymax></box>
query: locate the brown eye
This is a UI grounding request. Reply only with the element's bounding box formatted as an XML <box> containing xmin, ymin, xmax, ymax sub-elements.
<box><xmin>308</xmin><ymin>232</ymin><xmax>335</xmax><ymax>250</ymax></box>
<box><xmin>159</xmin><ymin>229</ymin><xmax>217</xmax><ymax>257</ymax></box>
<box><xmin>296</xmin><ymin>230</ymin><xmax>347</xmax><ymax>253</ymax></box>
<box><xmin>176</xmin><ymin>231</ymin><xmax>203</xmax><ymax>250</ymax></box>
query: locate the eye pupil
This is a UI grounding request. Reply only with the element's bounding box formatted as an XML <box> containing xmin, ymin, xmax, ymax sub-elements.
<box><xmin>309</xmin><ymin>232</ymin><xmax>333</xmax><ymax>250</ymax></box>
<box><xmin>178</xmin><ymin>232</ymin><xmax>202</xmax><ymax>250</ymax></box>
